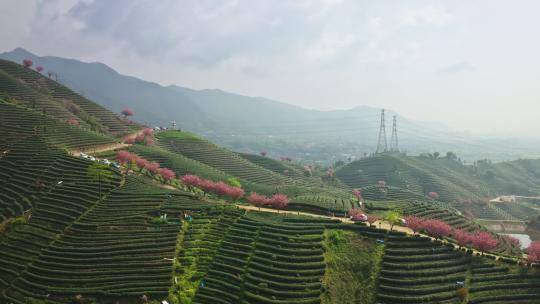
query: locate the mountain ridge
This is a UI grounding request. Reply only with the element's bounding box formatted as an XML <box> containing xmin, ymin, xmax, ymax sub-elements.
<box><xmin>2</xmin><ymin>47</ymin><xmax>540</xmax><ymax>163</ymax></box>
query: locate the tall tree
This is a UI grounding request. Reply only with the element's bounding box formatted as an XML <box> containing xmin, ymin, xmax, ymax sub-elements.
<box><xmin>383</xmin><ymin>210</ymin><xmax>401</xmax><ymax>231</ymax></box>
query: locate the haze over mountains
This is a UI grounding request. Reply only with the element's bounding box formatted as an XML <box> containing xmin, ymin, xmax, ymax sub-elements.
<box><xmin>2</xmin><ymin>47</ymin><xmax>538</xmax><ymax>163</ymax></box>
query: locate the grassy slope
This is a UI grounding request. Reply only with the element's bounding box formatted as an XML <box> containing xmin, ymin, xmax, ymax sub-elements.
<box><xmin>322</xmin><ymin>230</ymin><xmax>383</xmax><ymax>304</ymax></box>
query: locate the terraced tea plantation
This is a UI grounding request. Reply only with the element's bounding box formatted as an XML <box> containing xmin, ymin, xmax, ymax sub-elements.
<box><xmin>0</xmin><ymin>101</ymin><xmax>116</xmax><ymax>150</ymax></box>
<box><xmin>0</xmin><ymin>59</ymin><xmax>131</xmax><ymax>135</ymax></box>
<box><xmin>1</xmin><ymin>57</ymin><xmax>539</xmax><ymax>304</ymax></box>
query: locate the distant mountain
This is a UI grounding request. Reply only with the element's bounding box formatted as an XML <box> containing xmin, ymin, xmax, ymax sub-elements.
<box><xmin>2</xmin><ymin>47</ymin><xmax>539</xmax><ymax>163</ymax></box>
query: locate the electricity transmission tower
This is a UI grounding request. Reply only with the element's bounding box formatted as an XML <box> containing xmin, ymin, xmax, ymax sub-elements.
<box><xmin>376</xmin><ymin>109</ymin><xmax>387</xmax><ymax>154</ymax></box>
<box><xmin>390</xmin><ymin>115</ymin><xmax>399</xmax><ymax>152</ymax></box>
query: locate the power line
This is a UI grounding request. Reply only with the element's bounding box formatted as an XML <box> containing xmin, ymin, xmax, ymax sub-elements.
<box><xmin>376</xmin><ymin>109</ymin><xmax>387</xmax><ymax>153</ymax></box>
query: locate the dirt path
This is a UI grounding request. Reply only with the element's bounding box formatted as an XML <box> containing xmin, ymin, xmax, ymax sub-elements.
<box><xmin>237</xmin><ymin>205</ymin><xmax>413</xmax><ymax>234</ymax></box>
<box><xmin>70</xmin><ymin>143</ymin><xmax>131</xmax><ymax>156</ymax></box>
<box><xmin>237</xmin><ymin>204</ymin><xmax>523</xmax><ymax>259</ymax></box>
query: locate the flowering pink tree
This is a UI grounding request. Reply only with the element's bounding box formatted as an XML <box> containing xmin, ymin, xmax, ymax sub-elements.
<box><xmin>198</xmin><ymin>179</ymin><xmax>217</xmax><ymax>193</ymax></box>
<box><xmin>121</xmin><ymin>107</ymin><xmax>134</xmax><ymax>118</ymax></box>
<box><xmin>22</xmin><ymin>59</ymin><xmax>33</xmax><ymax>68</ymax></box>
<box><xmin>352</xmin><ymin>189</ymin><xmax>362</xmax><ymax>202</ymax></box>
<box><xmin>144</xmin><ymin>162</ymin><xmax>160</xmax><ymax>174</ymax></box>
<box><xmin>116</xmin><ymin>151</ymin><xmax>131</xmax><ymax>164</ymax></box>
<box><xmin>123</xmin><ymin>135</ymin><xmax>136</xmax><ymax>144</ymax></box>
<box><xmin>527</xmin><ymin>242</ymin><xmax>540</xmax><ymax>264</ymax></box>
<box><xmin>428</xmin><ymin>192</ymin><xmax>440</xmax><ymax>200</ymax></box>
<box><xmin>347</xmin><ymin>208</ymin><xmax>365</xmax><ymax>221</ymax></box>
<box><xmin>269</xmin><ymin>194</ymin><xmax>289</xmax><ymax>213</ymax></box>
<box><xmin>366</xmin><ymin>214</ymin><xmax>379</xmax><ymax>226</ymax></box>
<box><xmin>471</xmin><ymin>231</ymin><xmax>498</xmax><ymax>254</ymax></box>
<box><xmin>423</xmin><ymin>219</ymin><xmax>452</xmax><ymax>239</ymax></box>
<box><xmin>67</xmin><ymin>118</ymin><xmax>79</xmax><ymax>126</ymax></box>
<box><xmin>247</xmin><ymin>192</ymin><xmax>267</xmax><ymax>210</ymax></box>
<box><xmin>135</xmin><ymin>157</ymin><xmax>149</xmax><ymax>169</ymax></box>
<box><xmin>326</xmin><ymin>167</ymin><xmax>335</xmax><ymax>178</ymax></box>
<box><xmin>303</xmin><ymin>165</ymin><xmax>312</xmax><ymax>176</ymax></box>
<box><xmin>226</xmin><ymin>186</ymin><xmax>245</xmax><ymax>201</ymax></box>
<box><xmin>36</xmin><ymin>66</ymin><xmax>44</xmax><ymax>73</ymax></box>
<box><xmin>158</xmin><ymin>168</ymin><xmax>176</xmax><ymax>182</ymax></box>
<box><xmin>213</xmin><ymin>182</ymin><xmax>230</xmax><ymax>197</ymax></box>
<box><xmin>260</xmin><ymin>151</ymin><xmax>267</xmax><ymax>157</ymax></box>
<box><xmin>142</xmin><ymin>128</ymin><xmax>154</xmax><ymax>136</ymax></box>
<box><xmin>135</xmin><ymin>133</ymin><xmax>145</xmax><ymax>143</ymax></box>
<box><xmin>404</xmin><ymin>215</ymin><xmax>425</xmax><ymax>234</ymax></box>
<box><xmin>453</xmin><ymin>229</ymin><xmax>473</xmax><ymax>248</ymax></box>
<box><xmin>181</xmin><ymin>175</ymin><xmax>201</xmax><ymax>188</ymax></box>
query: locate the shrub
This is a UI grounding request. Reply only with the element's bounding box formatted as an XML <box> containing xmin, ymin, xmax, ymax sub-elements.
<box><xmin>456</xmin><ymin>287</ymin><xmax>468</xmax><ymax>300</ymax></box>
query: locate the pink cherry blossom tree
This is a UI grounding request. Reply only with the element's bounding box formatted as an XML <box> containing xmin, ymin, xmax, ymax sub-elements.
<box><xmin>121</xmin><ymin>107</ymin><xmax>134</xmax><ymax>119</ymax></box>
<box><xmin>347</xmin><ymin>208</ymin><xmax>365</xmax><ymax>221</ymax></box>
<box><xmin>198</xmin><ymin>179</ymin><xmax>217</xmax><ymax>193</ymax></box>
<box><xmin>404</xmin><ymin>215</ymin><xmax>425</xmax><ymax>234</ymax></box>
<box><xmin>352</xmin><ymin>189</ymin><xmax>362</xmax><ymax>202</ymax></box>
<box><xmin>22</xmin><ymin>59</ymin><xmax>33</xmax><ymax>68</ymax></box>
<box><xmin>423</xmin><ymin>219</ymin><xmax>452</xmax><ymax>240</ymax></box>
<box><xmin>181</xmin><ymin>175</ymin><xmax>202</xmax><ymax>188</ymax></box>
<box><xmin>226</xmin><ymin>186</ymin><xmax>245</xmax><ymax>201</ymax></box>
<box><xmin>67</xmin><ymin>118</ymin><xmax>79</xmax><ymax>126</ymax></box>
<box><xmin>144</xmin><ymin>162</ymin><xmax>160</xmax><ymax>174</ymax></box>
<box><xmin>142</xmin><ymin>128</ymin><xmax>154</xmax><ymax>136</ymax></box>
<box><xmin>116</xmin><ymin>151</ymin><xmax>131</xmax><ymax>164</ymax></box>
<box><xmin>453</xmin><ymin>229</ymin><xmax>473</xmax><ymax>248</ymax></box>
<box><xmin>158</xmin><ymin>168</ymin><xmax>176</xmax><ymax>182</ymax></box>
<box><xmin>428</xmin><ymin>192</ymin><xmax>440</xmax><ymax>200</ymax></box>
<box><xmin>471</xmin><ymin>231</ymin><xmax>498</xmax><ymax>254</ymax></box>
<box><xmin>303</xmin><ymin>165</ymin><xmax>312</xmax><ymax>176</ymax></box>
<box><xmin>135</xmin><ymin>157</ymin><xmax>149</xmax><ymax>169</ymax></box>
<box><xmin>36</xmin><ymin>66</ymin><xmax>44</xmax><ymax>73</ymax></box>
<box><xmin>527</xmin><ymin>241</ymin><xmax>540</xmax><ymax>264</ymax></box>
<box><xmin>213</xmin><ymin>182</ymin><xmax>230</xmax><ymax>197</ymax></box>
<box><xmin>247</xmin><ymin>192</ymin><xmax>267</xmax><ymax>210</ymax></box>
<box><xmin>326</xmin><ymin>167</ymin><xmax>335</xmax><ymax>178</ymax></box>
<box><xmin>269</xmin><ymin>194</ymin><xmax>289</xmax><ymax>213</ymax></box>
<box><xmin>366</xmin><ymin>214</ymin><xmax>379</xmax><ymax>226</ymax></box>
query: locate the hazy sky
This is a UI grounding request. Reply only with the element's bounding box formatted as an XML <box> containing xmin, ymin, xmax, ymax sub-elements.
<box><xmin>1</xmin><ymin>0</ymin><xmax>540</xmax><ymax>136</ymax></box>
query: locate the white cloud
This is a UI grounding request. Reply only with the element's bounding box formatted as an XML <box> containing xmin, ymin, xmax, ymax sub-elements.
<box><xmin>2</xmin><ymin>0</ymin><xmax>540</xmax><ymax>135</ymax></box>
<box><xmin>368</xmin><ymin>17</ymin><xmax>382</xmax><ymax>32</ymax></box>
<box><xmin>303</xmin><ymin>31</ymin><xmax>355</xmax><ymax>64</ymax></box>
<box><xmin>402</xmin><ymin>4</ymin><xmax>454</xmax><ymax>26</ymax></box>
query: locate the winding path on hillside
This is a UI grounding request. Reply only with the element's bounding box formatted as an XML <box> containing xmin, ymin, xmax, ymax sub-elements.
<box><xmin>236</xmin><ymin>204</ymin><xmax>526</xmax><ymax>260</ymax></box>
<box><xmin>237</xmin><ymin>204</ymin><xmax>413</xmax><ymax>234</ymax></box>
<box><xmin>70</xmin><ymin>142</ymin><xmax>131</xmax><ymax>156</ymax></box>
